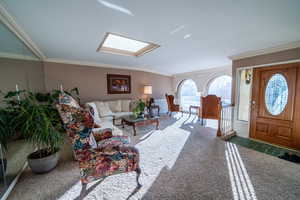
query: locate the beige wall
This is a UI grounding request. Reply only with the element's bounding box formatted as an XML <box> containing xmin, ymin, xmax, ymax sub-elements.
<box><xmin>43</xmin><ymin>62</ymin><xmax>173</xmax><ymax>103</ymax></box>
<box><xmin>232</xmin><ymin>47</ymin><xmax>300</xmax><ymax>68</ymax></box>
<box><xmin>0</xmin><ymin>57</ymin><xmax>45</xmax><ymax>94</ymax></box>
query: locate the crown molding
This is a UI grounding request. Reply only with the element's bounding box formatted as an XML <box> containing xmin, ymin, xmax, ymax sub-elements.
<box><xmin>0</xmin><ymin>52</ymin><xmax>40</xmax><ymax>61</ymax></box>
<box><xmin>45</xmin><ymin>58</ymin><xmax>172</xmax><ymax>77</ymax></box>
<box><xmin>173</xmin><ymin>65</ymin><xmax>231</xmax><ymax>77</ymax></box>
<box><xmin>228</xmin><ymin>41</ymin><xmax>300</xmax><ymax>60</ymax></box>
<box><xmin>0</xmin><ymin>3</ymin><xmax>46</xmax><ymax>60</ymax></box>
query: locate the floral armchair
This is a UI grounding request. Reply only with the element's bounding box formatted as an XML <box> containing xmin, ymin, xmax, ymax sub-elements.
<box><xmin>56</xmin><ymin>93</ymin><xmax>141</xmax><ymax>186</ymax></box>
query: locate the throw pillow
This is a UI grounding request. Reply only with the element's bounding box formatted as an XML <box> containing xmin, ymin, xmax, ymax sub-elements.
<box><xmin>95</xmin><ymin>101</ymin><xmax>113</xmax><ymax>117</ymax></box>
<box><xmin>85</xmin><ymin>102</ymin><xmax>102</xmax><ymax>127</ymax></box>
<box><xmin>121</xmin><ymin>100</ymin><xmax>131</xmax><ymax>112</ymax></box>
<box><xmin>107</xmin><ymin>100</ymin><xmax>122</xmax><ymax>113</ymax></box>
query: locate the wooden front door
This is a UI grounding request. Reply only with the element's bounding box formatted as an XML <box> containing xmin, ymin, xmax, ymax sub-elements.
<box><xmin>250</xmin><ymin>63</ymin><xmax>300</xmax><ymax>150</ymax></box>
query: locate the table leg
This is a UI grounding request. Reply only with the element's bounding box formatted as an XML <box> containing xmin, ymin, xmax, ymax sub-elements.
<box><xmin>133</xmin><ymin>124</ymin><xmax>137</xmax><ymax>136</ymax></box>
<box><xmin>156</xmin><ymin>119</ymin><xmax>159</xmax><ymax>130</ymax></box>
<box><xmin>158</xmin><ymin>107</ymin><xmax>160</xmax><ymax>116</ymax></box>
<box><xmin>122</xmin><ymin>119</ymin><xmax>125</xmax><ymax>128</ymax></box>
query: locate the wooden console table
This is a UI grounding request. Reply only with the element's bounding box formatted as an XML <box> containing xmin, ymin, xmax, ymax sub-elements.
<box><xmin>189</xmin><ymin>105</ymin><xmax>200</xmax><ymax>119</ymax></box>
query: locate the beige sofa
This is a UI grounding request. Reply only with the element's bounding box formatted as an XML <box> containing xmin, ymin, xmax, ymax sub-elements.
<box><xmin>86</xmin><ymin>100</ymin><xmax>135</xmax><ymax>135</ymax></box>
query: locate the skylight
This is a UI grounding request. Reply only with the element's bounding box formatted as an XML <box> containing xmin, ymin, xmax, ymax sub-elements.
<box><xmin>97</xmin><ymin>33</ymin><xmax>159</xmax><ymax>57</ymax></box>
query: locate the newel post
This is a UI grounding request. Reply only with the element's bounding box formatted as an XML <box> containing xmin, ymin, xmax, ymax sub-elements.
<box><xmin>217</xmin><ymin>102</ymin><xmax>222</xmax><ymax>137</ymax></box>
<box><xmin>217</xmin><ymin>117</ymin><xmax>222</xmax><ymax>137</ymax></box>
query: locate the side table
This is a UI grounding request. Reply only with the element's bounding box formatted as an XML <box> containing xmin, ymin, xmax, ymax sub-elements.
<box><xmin>148</xmin><ymin>105</ymin><xmax>160</xmax><ymax>116</ymax></box>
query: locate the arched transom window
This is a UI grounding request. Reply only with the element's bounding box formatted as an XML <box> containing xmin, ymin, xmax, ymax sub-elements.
<box><xmin>178</xmin><ymin>79</ymin><xmax>200</xmax><ymax>111</ymax></box>
<box><xmin>208</xmin><ymin>75</ymin><xmax>232</xmax><ymax>104</ymax></box>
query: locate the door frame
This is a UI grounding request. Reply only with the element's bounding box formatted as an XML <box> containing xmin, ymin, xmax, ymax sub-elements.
<box><xmin>249</xmin><ymin>62</ymin><xmax>300</xmax><ymax>150</ymax></box>
<box><xmin>234</xmin><ymin>59</ymin><xmax>300</xmax><ymax>139</ymax></box>
<box><xmin>249</xmin><ymin>64</ymin><xmax>298</xmax><ymax>145</ymax></box>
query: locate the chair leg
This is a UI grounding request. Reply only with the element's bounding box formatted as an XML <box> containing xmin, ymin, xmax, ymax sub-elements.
<box><xmin>135</xmin><ymin>167</ymin><xmax>142</xmax><ymax>188</ymax></box>
<box><xmin>81</xmin><ymin>182</ymin><xmax>87</xmax><ymax>189</ymax></box>
<box><xmin>79</xmin><ymin>182</ymin><xmax>88</xmax><ymax>198</ymax></box>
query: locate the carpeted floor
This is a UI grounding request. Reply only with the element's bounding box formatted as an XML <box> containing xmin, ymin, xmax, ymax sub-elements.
<box><xmin>7</xmin><ymin>114</ymin><xmax>300</xmax><ymax>200</ymax></box>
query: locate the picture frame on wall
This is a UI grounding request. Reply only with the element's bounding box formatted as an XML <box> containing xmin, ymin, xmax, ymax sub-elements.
<box><xmin>107</xmin><ymin>74</ymin><xmax>131</xmax><ymax>94</ymax></box>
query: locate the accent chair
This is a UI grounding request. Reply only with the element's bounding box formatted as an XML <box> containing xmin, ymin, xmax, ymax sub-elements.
<box><xmin>199</xmin><ymin>95</ymin><xmax>222</xmax><ymax>136</ymax></box>
<box><xmin>165</xmin><ymin>94</ymin><xmax>181</xmax><ymax>116</ymax></box>
<box><xmin>56</xmin><ymin>92</ymin><xmax>141</xmax><ymax>187</ymax></box>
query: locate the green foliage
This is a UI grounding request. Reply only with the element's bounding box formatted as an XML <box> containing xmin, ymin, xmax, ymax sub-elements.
<box><xmin>12</xmin><ymin>92</ymin><xmax>63</xmax><ymax>154</ymax></box>
<box><xmin>0</xmin><ymin>87</ymin><xmax>80</xmax><ymax>157</ymax></box>
<box><xmin>133</xmin><ymin>99</ymin><xmax>146</xmax><ymax>118</ymax></box>
<box><xmin>0</xmin><ymin>108</ymin><xmax>13</xmax><ymax>151</ymax></box>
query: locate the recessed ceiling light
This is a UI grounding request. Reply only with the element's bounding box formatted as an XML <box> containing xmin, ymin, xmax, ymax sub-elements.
<box><xmin>184</xmin><ymin>34</ymin><xmax>191</xmax><ymax>39</ymax></box>
<box><xmin>97</xmin><ymin>33</ymin><xmax>160</xmax><ymax>57</ymax></box>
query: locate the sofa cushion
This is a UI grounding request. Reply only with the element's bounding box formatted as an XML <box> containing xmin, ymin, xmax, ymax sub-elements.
<box><xmin>113</xmin><ymin>112</ymin><xmax>133</xmax><ymax>119</ymax></box>
<box><xmin>93</xmin><ymin>117</ymin><xmax>123</xmax><ymax>136</ymax></box>
<box><xmin>95</xmin><ymin>101</ymin><xmax>113</xmax><ymax>117</ymax></box>
<box><xmin>107</xmin><ymin>100</ymin><xmax>122</xmax><ymax>113</ymax></box>
<box><xmin>121</xmin><ymin>100</ymin><xmax>131</xmax><ymax>112</ymax></box>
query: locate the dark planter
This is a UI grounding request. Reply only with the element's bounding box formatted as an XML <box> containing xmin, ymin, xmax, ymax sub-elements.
<box><xmin>27</xmin><ymin>149</ymin><xmax>59</xmax><ymax>174</ymax></box>
<box><xmin>0</xmin><ymin>158</ymin><xmax>7</xmax><ymax>179</ymax></box>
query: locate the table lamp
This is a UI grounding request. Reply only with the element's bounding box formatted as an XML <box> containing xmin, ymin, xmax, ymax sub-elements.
<box><xmin>144</xmin><ymin>85</ymin><xmax>152</xmax><ymax>95</ymax></box>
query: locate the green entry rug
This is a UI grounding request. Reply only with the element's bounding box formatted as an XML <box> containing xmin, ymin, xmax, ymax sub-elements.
<box><xmin>228</xmin><ymin>136</ymin><xmax>300</xmax><ymax>163</ymax></box>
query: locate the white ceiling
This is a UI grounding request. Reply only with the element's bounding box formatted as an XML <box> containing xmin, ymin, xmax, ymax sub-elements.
<box><xmin>1</xmin><ymin>0</ymin><xmax>300</xmax><ymax>75</ymax></box>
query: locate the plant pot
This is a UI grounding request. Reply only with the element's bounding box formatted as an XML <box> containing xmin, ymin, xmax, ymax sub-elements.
<box><xmin>0</xmin><ymin>158</ymin><xmax>7</xmax><ymax>179</ymax></box>
<box><xmin>27</xmin><ymin>149</ymin><xmax>59</xmax><ymax>174</ymax></box>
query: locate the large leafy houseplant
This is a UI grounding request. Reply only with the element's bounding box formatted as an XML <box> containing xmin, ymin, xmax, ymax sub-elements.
<box><xmin>13</xmin><ymin>92</ymin><xmax>63</xmax><ymax>158</ymax></box>
<box><xmin>0</xmin><ymin>87</ymin><xmax>80</xmax><ymax>173</ymax></box>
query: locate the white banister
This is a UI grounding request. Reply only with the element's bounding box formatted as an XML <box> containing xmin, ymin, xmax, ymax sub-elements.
<box><xmin>220</xmin><ymin>104</ymin><xmax>235</xmax><ymax>137</ymax></box>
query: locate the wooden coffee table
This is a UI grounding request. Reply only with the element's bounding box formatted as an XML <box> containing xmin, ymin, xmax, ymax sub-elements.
<box><xmin>121</xmin><ymin>115</ymin><xmax>159</xmax><ymax>136</ymax></box>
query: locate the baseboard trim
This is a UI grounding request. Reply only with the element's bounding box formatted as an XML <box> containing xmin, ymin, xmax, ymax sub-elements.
<box><xmin>221</xmin><ymin>131</ymin><xmax>236</xmax><ymax>141</ymax></box>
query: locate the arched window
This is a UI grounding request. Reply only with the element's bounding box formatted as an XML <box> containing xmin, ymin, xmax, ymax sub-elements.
<box><xmin>178</xmin><ymin>79</ymin><xmax>200</xmax><ymax>111</ymax></box>
<box><xmin>208</xmin><ymin>75</ymin><xmax>232</xmax><ymax>104</ymax></box>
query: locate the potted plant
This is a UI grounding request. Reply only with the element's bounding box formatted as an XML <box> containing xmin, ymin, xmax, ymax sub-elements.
<box><xmin>133</xmin><ymin>99</ymin><xmax>146</xmax><ymax>118</ymax></box>
<box><xmin>10</xmin><ymin>91</ymin><xmax>63</xmax><ymax>173</ymax></box>
<box><xmin>1</xmin><ymin>87</ymin><xmax>80</xmax><ymax>174</ymax></box>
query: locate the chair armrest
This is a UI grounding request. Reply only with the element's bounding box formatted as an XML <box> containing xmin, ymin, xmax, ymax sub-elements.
<box><xmin>92</xmin><ymin>128</ymin><xmax>113</xmax><ymax>142</ymax></box>
<box><xmin>76</xmin><ymin>145</ymin><xmax>139</xmax><ymax>164</ymax></box>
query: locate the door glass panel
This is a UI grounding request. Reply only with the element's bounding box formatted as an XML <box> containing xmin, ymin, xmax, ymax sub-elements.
<box><xmin>265</xmin><ymin>73</ymin><xmax>288</xmax><ymax>115</ymax></box>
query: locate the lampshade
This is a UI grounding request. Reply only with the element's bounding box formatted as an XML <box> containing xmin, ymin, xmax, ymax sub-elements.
<box><xmin>144</xmin><ymin>85</ymin><xmax>152</xmax><ymax>95</ymax></box>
